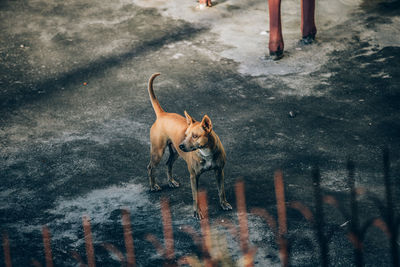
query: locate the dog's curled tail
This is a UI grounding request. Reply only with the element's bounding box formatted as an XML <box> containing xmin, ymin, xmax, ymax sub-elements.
<box><xmin>148</xmin><ymin>73</ymin><xmax>164</xmax><ymax>117</ymax></box>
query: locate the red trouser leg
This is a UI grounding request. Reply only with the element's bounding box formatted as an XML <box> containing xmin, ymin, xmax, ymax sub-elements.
<box><xmin>268</xmin><ymin>0</ymin><xmax>284</xmax><ymax>57</ymax></box>
<box><xmin>199</xmin><ymin>0</ymin><xmax>212</xmax><ymax>7</ymax></box>
<box><xmin>301</xmin><ymin>0</ymin><xmax>317</xmax><ymax>39</ymax></box>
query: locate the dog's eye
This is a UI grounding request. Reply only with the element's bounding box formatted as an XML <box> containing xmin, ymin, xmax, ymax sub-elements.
<box><xmin>192</xmin><ymin>134</ymin><xmax>198</xmax><ymax>139</ymax></box>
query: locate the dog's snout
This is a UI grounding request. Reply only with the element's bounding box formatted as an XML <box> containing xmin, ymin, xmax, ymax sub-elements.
<box><xmin>179</xmin><ymin>144</ymin><xmax>185</xmax><ymax>150</ymax></box>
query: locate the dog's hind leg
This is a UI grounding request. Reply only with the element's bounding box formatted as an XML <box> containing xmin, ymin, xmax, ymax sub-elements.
<box><xmin>166</xmin><ymin>143</ymin><xmax>180</xmax><ymax>188</ymax></box>
<box><xmin>147</xmin><ymin>129</ymin><xmax>166</xmax><ymax>191</ymax></box>
<box><xmin>147</xmin><ymin>146</ymin><xmax>164</xmax><ymax>191</ymax></box>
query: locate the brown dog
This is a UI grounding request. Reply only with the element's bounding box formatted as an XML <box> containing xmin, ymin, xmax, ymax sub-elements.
<box><xmin>147</xmin><ymin>73</ymin><xmax>232</xmax><ymax>219</ymax></box>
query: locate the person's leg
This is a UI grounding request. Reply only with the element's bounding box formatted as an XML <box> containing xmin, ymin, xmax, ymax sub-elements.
<box><xmin>301</xmin><ymin>0</ymin><xmax>317</xmax><ymax>42</ymax></box>
<box><xmin>268</xmin><ymin>0</ymin><xmax>284</xmax><ymax>59</ymax></box>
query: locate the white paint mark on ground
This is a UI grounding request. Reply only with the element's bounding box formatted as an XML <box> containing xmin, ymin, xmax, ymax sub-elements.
<box><xmin>48</xmin><ymin>182</ymin><xmax>150</xmax><ymax>246</ymax></box>
<box><xmin>2</xmin><ymin>182</ymin><xmax>151</xmax><ymax>250</ymax></box>
<box><xmin>172</xmin><ymin>53</ymin><xmax>185</xmax><ymax>59</ymax></box>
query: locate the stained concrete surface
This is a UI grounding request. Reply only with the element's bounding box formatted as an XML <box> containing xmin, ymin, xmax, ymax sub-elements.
<box><xmin>0</xmin><ymin>0</ymin><xmax>400</xmax><ymax>266</ymax></box>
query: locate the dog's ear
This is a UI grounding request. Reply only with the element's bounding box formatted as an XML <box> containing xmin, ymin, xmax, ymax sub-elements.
<box><xmin>201</xmin><ymin>115</ymin><xmax>212</xmax><ymax>133</ymax></box>
<box><xmin>184</xmin><ymin>110</ymin><xmax>195</xmax><ymax>125</ymax></box>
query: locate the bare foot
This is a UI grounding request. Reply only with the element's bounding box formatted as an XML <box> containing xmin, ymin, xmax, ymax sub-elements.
<box><xmin>298</xmin><ymin>34</ymin><xmax>316</xmax><ymax>46</ymax></box>
<box><xmin>269</xmin><ymin>49</ymin><xmax>284</xmax><ymax>60</ymax></box>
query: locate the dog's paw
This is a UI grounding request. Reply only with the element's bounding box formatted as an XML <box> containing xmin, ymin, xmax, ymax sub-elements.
<box><xmin>150</xmin><ymin>184</ymin><xmax>162</xmax><ymax>192</ymax></box>
<box><xmin>220</xmin><ymin>201</ymin><xmax>232</xmax><ymax>211</ymax></box>
<box><xmin>168</xmin><ymin>178</ymin><xmax>180</xmax><ymax>188</ymax></box>
<box><xmin>193</xmin><ymin>209</ymin><xmax>204</xmax><ymax>220</ymax></box>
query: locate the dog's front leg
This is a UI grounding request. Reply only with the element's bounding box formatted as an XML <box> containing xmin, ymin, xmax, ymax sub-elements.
<box><xmin>215</xmin><ymin>169</ymin><xmax>232</xmax><ymax>210</ymax></box>
<box><xmin>190</xmin><ymin>172</ymin><xmax>203</xmax><ymax>219</ymax></box>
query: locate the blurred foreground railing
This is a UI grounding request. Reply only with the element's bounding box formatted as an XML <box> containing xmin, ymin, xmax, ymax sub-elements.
<box><xmin>2</xmin><ymin>149</ymin><xmax>399</xmax><ymax>266</ymax></box>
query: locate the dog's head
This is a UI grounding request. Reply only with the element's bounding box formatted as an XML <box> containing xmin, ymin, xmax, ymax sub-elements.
<box><xmin>179</xmin><ymin>111</ymin><xmax>213</xmax><ymax>152</ymax></box>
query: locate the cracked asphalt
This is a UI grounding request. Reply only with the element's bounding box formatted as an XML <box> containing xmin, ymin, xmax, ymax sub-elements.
<box><xmin>1</xmin><ymin>0</ymin><xmax>399</xmax><ymax>266</ymax></box>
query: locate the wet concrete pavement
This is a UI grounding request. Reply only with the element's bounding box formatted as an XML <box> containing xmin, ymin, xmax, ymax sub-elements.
<box><xmin>1</xmin><ymin>0</ymin><xmax>400</xmax><ymax>266</ymax></box>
